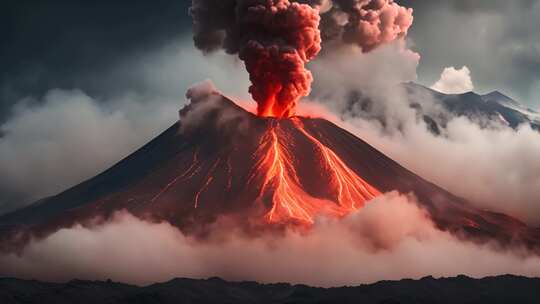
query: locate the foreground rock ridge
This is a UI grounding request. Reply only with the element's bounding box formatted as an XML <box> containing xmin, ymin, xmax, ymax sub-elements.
<box><xmin>1</xmin><ymin>275</ymin><xmax>539</xmax><ymax>304</ymax></box>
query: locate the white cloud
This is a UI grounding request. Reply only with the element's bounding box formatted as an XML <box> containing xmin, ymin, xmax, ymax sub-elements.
<box><xmin>431</xmin><ymin>66</ymin><xmax>474</xmax><ymax>94</ymax></box>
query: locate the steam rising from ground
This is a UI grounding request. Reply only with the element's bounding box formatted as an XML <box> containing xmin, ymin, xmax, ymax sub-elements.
<box><xmin>2</xmin><ymin>192</ymin><xmax>539</xmax><ymax>286</ymax></box>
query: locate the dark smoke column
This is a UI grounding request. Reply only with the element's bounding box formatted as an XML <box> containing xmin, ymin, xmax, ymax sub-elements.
<box><xmin>190</xmin><ymin>0</ymin><xmax>322</xmax><ymax>118</ymax></box>
<box><xmin>190</xmin><ymin>0</ymin><xmax>413</xmax><ymax>117</ymax></box>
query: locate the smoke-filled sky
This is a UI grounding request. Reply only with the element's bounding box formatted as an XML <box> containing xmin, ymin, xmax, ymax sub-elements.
<box><xmin>1</xmin><ymin>0</ymin><xmax>540</xmax><ymax>285</ymax></box>
<box><xmin>1</xmin><ymin>0</ymin><xmax>540</xmax><ymax>117</ymax></box>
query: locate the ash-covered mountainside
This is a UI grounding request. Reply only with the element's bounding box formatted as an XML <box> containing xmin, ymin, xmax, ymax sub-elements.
<box><xmin>414</xmin><ymin>83</ymin><xmax>540</xmax><ymax>131</ymax></box>
<box><xmin>1</xmin><ymin>90</ymin><xmax>539</xmax><ymax>250</ymax></box>
<box><xmin>1</xmin><ymin>275</ymin><xmax>539</xmax><ymax>304</ymax></box>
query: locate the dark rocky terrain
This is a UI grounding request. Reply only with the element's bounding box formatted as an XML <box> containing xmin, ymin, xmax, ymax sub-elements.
<box><xmin>1</xmin><ymin>275</ymin><xmax>539</xmax><ymax>304</ymax></box>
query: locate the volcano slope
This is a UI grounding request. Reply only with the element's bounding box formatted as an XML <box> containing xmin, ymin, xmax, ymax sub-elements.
<box><xmin>1</xmin><ymin>90</ymin><xmax>539</xmax><ymax>250</ymax></box>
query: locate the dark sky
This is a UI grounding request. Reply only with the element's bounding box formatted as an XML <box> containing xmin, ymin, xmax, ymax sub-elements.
<box><xmin>0</xmin><ymin>0</ymin><xmax>192</xmax><ymax>122</ymax></box>
<box><xmin>402</xmin><ymin>0</ymin><xmax>540</xmax><ymax>105</ymax></box>
<box><xmin>0</xmin><ymin>0</ymin><xmax>193</xmax><ymax>213</ymax></box>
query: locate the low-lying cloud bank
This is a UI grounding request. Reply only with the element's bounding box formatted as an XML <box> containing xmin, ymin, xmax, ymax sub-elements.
<box><xmin>1</xmin><ymin>192</ymin><xmax>539</xmax><ymax>287</ymax></box>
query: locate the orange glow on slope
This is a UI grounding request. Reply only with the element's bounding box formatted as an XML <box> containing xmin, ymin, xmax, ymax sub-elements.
<box><xmin>151</xmin><ymin>111</ymin><xmax>380</xmax><ymax>226</ymax></box>
<box><xmin>249</xmin><ymin>120</ymin><xmax>381</xmax><ymax>225</ymax></box>
<box><xmin>292</xmin><ymin>118</ymin><xmax>381</xmax><ymax>210</ymax></box>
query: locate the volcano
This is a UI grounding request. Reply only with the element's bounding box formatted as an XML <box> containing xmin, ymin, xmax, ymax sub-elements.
<box><xmin>1</xmin><ymin>90</ymin><xmax>539</xmax><ymax>249</ymax></box>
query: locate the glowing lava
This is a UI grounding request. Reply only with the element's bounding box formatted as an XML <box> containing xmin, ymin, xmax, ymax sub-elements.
<box><xmin>249</xmin><ymin>118</ymin><xmax>381</xmax><ymax>224</ymax></box>
<box><xmin>255</xmin><ymin>90</ymin><xmax>296</xmax><ymax>119</ymax></box>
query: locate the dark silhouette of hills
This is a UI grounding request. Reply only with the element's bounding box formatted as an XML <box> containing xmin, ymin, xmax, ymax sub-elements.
<box><xmin>1</xmin><ymin>275</ymin><xmax>539</xmax><ymax>304</ymax></box>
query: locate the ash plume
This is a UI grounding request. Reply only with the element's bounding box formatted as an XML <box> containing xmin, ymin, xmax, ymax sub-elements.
<box><xmin>189</xmin><ymin>0</ymin><xmax>414</xmax><ymax>117</ymax></box>
<box><xmin>190</xmin><ymin>0</ymin><xmax>322</xmax><ymax>118</ymax></box>
<box><xmin>320</xmin><ymin>0</ymin><xmax>414</xmax><ymax>52</ymax></box>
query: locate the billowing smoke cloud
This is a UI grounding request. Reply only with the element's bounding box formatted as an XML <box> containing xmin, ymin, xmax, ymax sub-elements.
<box><xmin>191</xmin><ymin>0</ymin><xmax>322</xmax><ymax>118</ymax></box>
<box><xmin>431</xmin><ymin>66</ymin><xmax>474</xmax><ymax>94</ymax></box>
<box><xmin>2</xmin><ymin>192</ymin><xmax>539</xmax><ymax>286</ymax></box>
<box><xmin>190</xmin><ymin>0</ymin><xmax>414</xmax><ymax>117</ymax></box>
<box><xmin>318</xmin><ymin>0</ymin><xmax>414</xmax><ymax>52</ymax></box>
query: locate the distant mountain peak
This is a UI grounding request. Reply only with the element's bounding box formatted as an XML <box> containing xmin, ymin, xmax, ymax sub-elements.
<box><xmin>483</xmin><ymin>91</ymin><xmax>520</xmax><ymax>105</ymax></box>
<box><xmin>397</xmin><ymin>83</ymin><xmax>540</xmax><ymax>130</ymax></box>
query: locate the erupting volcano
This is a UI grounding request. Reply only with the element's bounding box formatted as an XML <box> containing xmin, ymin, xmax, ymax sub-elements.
<box><xmin>2</xmin><ymin>89</ymin><xmax>540</xmax><ymax>251</ymax></box>
<box><xmin>1</xmin><ymin>0</ymin><xmax>539</xmax><ymax>252</ymax></box>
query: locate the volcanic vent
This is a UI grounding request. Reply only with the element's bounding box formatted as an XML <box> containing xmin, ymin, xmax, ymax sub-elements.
<box><xmin>2</xmin><ymin>86</ymin><xmax>540</xmax><ymax>250</ymax></box>
<box><xmin>177</xmin><ymin>90</ymin><xmax>382</xmax><ymax>225</ymax></box>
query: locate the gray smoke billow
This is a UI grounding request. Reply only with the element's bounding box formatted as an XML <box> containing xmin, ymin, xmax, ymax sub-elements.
<box><xmin>189</xmin><ymin>0</ymin><xmax>414</xmax><ymax>117</ymax></box>
<box><xmin>191</xmin><ymin>0</ymin><xmax>414</xmax><ymax>53</ymax></box>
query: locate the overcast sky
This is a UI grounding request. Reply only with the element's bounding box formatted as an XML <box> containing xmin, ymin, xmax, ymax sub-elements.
<box><xmin>402</xmin><ymin>0</ymin><xmax>540</xmax><ymax>106</ymax></box>
<box><xmin>2</xmin><ymin>0</ymin><xmax>540</xmax><ymax>116</ymax></box>
<box><xmin>0</xmin><ymin>0</ymin><xmax>192</xmax><ymax>122</ymax></box>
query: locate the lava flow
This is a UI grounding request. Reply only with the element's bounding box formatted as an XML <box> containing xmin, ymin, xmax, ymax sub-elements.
<box><xmin>248</xmin><ymin>118</ymin><xmax>381</xmax><ymax>225</ymax></box>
